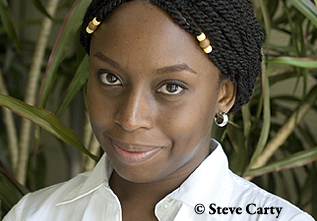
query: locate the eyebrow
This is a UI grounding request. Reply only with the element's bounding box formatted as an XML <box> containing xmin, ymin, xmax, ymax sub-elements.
<box><xmin>93</xmin><ymin>52</ymin><xmax>121</xmax><ymax>69</ymax></box>
<box><xmin>156</xmin><ymin>63</ymin><xmax>197</xmax><ymax>75</ymax></box>
<box><xmin>93</xmin><ymin>51</ymin><xmax>196</xmax><ymax>75</ymax></box>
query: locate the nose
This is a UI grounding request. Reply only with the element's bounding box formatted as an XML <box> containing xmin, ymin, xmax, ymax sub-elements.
<box><xmin>114</xmin><ymin>89</ymin><xmax>154</xmax><ymax>132</ymax></box>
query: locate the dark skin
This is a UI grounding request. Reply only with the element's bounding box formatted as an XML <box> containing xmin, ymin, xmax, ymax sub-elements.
<box><xmin>87</xmin><ymin>1</ymin><xmax>236</xmax><ymax>220</ymax></box>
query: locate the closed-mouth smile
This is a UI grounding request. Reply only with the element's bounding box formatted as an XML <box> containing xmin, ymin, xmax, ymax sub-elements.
<box><xmin>110</xmin><ymin>138</ymin><xmax>162</xmax><ymax>164</ymax></box>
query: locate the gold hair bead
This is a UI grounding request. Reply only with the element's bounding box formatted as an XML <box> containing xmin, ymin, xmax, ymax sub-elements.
<box><xmin>92</xmin><ymin>17</ymin><xmax>101</xmax><ymax>26</ymax></box>
<box><xmin>199</xmin><ymin>38</ymin><xmax>210</xmax><ymax>49</ymax></box>
<box><xmin>204</xmin><ymin>45</ymin><xmax>213</xmax><ymax>53</ymax></box>
<box><xmin>197</xmin><ymin>33</ymin><xmax>206</xmax><ymax>41</ymax></box>
<box><xmin>86</xmin><ymin>17</ymin><xmax>101</xmax><ymax>34</ymax></box>
<box><xmin>197</xmin><ymin>32</ymin><xmax>212</xmax><ymax>54</ymax></box>
<box><xmin>86</xmin><ymin>26</ymin><xmax>94</xmax><ymax>34</ymax></box>
<box><xmin>88</xmin><ymin>22</ymin><xmax>97</xmax><ymax>31</ymax></box>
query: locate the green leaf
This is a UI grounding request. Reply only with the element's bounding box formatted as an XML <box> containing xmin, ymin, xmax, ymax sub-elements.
<box><xmin>297</xmin><ymin>124</ymin><xmax>317</xmax><ymax>148</ymax></box>
<box><xmin>56</xmin><ymin>55</ymin><xmax>89</xmax><ymax>117</ymax></box>
<box><xmin>267</xmin><ymin>0</ymin><xmax>279</xmax><ymax>21</ymax></box>
<box><xmin>31</xmin><ymin>0</ymin><xmax>53</xmax><ymax>19</ymax></box>
<box><xmin>268</xmin><ymin>56</ymin><xmax>317</xmax><ymax>68</ymax></box>
<box><xmin>265</xmin><ymin>44</ymin><xmax>296</xmax><ymax>54</ymax></box>
<box><xmin>0</xmin><ymin>94</ymin><xmax>99</xmax><ymax>161</ymax></box>
<box><xmin>312</xmin><ymin>163</ymin><xmax>317</xmax><ymax>218</ymax></box>
<box><xmin>0</xmin><ymin>167</ymin><xmax>28</xmax><ymax>212</ymax></box>
<box><xmin>248</xmin><ymin>49</ymin><xmax>271</xmax><ymax>169</ymax></box>
<box><xmin>242</xmin><ymin>104</ymin><xmax>251</xmax><ymax>144</ymax></box>
<box><xmin>35</xmin><ymin>0</ymin><xmax>92</xmax><ymax>151</ymax></box>
<box><xmin>254</xmin><ymin>70</ymin><xmax>298</xmax><ymax>95</ymax></box>
<box><xmin>272</xmin><ymin>95</ymin><xmax>301</xmax><ymax>103</ymax></box>
<box><xmin>244</xmin><ymin>147</ymin><xmax>317</xmax><ymax>177</ymax></box>
<box><xmin>38</xmin><ymin>0</ymin><xmax>93</xmax><ymax>109</ymax></box>
<box><xmin>299</xmin><ymin>163</ymin><xmax>315</xmax><ymax>208</ymax></box>
<box><xmin>0</xmin><ymin>0</ymin><xmax>20</xmax><ymax>50</ymax></box>
<box><xmin>289</xmin><ymin>0</ymin><xmax>317</xmax><ymax>28</ymax></box>
<box><xmin>259</xmin><ymin>0</ymin><xmax>271</xmax><ymax>42</ymax></box>
<box><xmin>28</xmin><ymin>151</ymin><xmax>46</xmax><ymax>190</ymax></box>
<box><xmin>227</xmin><ymin>135</ymin><xmax>246</xmax><ymax>175</ymax></box>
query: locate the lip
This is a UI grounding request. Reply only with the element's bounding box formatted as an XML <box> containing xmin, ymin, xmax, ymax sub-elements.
<box><xmin>110</xmin><ymin>139</ymin><xmax>162</xmax><ymax>164</ymax></box>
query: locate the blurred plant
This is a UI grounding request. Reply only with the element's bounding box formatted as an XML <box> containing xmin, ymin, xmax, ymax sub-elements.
<box><xmin>0</xmin><ymin>0</ymin><xmax>317</xmax><ymax>219</ymax></box>
<box><xmin>0</xmin><ymin>0</ymin><xmax>96</xmax><ymax>216</ymax></box>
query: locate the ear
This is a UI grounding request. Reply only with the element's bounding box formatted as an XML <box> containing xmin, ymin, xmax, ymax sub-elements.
<box><xmin>217</xmin><ymin>78</ymin><xmax>236</xmax><ymax>113</ymax></box>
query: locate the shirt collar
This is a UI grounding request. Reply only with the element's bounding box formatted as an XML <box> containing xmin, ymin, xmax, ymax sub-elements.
<box><xmin>57</xmin><ymin>139</ymin><xmax>233</xmax><ymax>209</ymax></box>
<box><xmin>57</xmin><ymin>154</ymin><xmax>113</xmax><ymax>205</ymax></box>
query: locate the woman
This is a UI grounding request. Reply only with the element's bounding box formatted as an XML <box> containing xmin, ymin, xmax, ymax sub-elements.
<box><xmin>4</xmin><ymin>0</ymin><xmax>315</xmax><ymax>220</ymax></box>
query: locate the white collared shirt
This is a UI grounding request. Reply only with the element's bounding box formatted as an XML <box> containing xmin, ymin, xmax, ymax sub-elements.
<box><xmin>4</xmin><ymin>139</ymin><xmax>314</xmax><ymax>220</ymax></box>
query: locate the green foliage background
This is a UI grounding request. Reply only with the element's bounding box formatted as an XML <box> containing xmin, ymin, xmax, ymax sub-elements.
<box><xmin>0</xmin><ymin>0</ymin><xmax>317</xmax><ymax>219</ymax></box>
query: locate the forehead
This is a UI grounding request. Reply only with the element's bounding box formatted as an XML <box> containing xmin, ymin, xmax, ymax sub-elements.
<box><xmin>90</xmin><ymin>1</ymin><xmax>217</xmax><ymax>74</ymax></box>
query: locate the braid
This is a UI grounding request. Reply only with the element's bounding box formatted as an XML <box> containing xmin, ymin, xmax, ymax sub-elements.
<box><xmin>150</xmin><ymin>0</ymin><xmax>200</xmax><ymax>37</ymax></box>
<box><xmin>80</xmin><ymin>0</ymin><xmax>264</xmax><ymax>112</ymax></box>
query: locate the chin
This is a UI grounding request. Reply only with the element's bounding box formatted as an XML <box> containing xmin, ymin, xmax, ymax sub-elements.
<box><xmin>114</xmin><ymin>165</ymin><xmax>165</xmax><ymax>183</ymax></box>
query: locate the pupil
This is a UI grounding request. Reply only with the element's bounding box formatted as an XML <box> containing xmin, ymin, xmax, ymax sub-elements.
<box><xmin>167</xmin><ymin>84</ymin><xmax>178</xmax><ymax>92</ymax></box>
<box><xmin>106</xmin><ymin>74</ymin><xmax>117</xmax><ymax>83</ymax></box>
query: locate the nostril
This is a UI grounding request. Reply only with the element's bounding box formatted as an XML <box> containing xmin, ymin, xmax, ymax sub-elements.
<box><xmin>114</xmin><ymin>115</ymin><xmax>153</xmax><ymax>132</ymax></box>
<box><xmin>113</xmin><ymin>107</ymin><xmax>154</xmax><ymax>132</ymax></box>
<box><xmin>113</xmin><ymin>91</ymin><xmax>155</xmax><ymax>131</ymax></box>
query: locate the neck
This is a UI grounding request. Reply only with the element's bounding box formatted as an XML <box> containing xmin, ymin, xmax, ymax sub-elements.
<box><xmin>109</xmin><ymin>168</ymin><xmax>190</xmax><ymax>206</ymax></box>
<box><xmin>109</xmin><ymin>169</ymin><xmax>195</xmax><ymax>221</ymax></box>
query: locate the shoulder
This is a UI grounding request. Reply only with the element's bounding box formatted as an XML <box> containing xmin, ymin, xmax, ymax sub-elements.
<box><xmin>3</xmin><ymin>172</ymin><xmax>91</xmax><ymax>221</ymax></box>
<box><xmin>228</xmin><ymin>171</ymin><xmax>315</xmax><ymax>220</ymax></box>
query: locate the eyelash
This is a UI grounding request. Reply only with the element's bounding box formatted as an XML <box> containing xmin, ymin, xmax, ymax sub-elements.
<box><xmin>97</xmin><ymin>70</ymin><xmax>122</xmax><ymax>86</ymax></box>
<box><xmin>157</xmin><ymin>81</ymin><xmax>187</xmax><ymax>95</ymax></box>
<box><xmin>97</xmin><ymin>70</ymin><xmax>187</xmax><ymax>95</ymax></box>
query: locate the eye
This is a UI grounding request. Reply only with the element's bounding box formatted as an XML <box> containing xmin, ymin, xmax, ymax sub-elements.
<box><xmin>98</xmin><ymin>71</ymin><xmax>122</xmax><ymax>86</ymax></box>
<box><xmin>157</xmin><ymin>82</ymin><xmax>186</xmax><ymax>95</ymax></box>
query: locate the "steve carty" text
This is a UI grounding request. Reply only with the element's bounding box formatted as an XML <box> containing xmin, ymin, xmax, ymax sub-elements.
<box><xmin>208</xmin><ymin>203</ymin><xmax>283</xmax><ymax>218</ymax></box>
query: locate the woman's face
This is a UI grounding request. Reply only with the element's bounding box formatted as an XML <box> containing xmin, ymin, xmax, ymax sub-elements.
<box><xmin>87</xmin><ymin>1</ymin><xmax>235</xmax><ymax>183</ymax></box>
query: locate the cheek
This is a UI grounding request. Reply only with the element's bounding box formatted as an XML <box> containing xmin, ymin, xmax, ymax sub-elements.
<box><xmin>86</xmin><ymin>78</ymin><xmax>112</xmax><ymax>137</ymax></box>
<box><xmin>158</xmin><ymin>89</ymin><xmax>217</xmax><ymax>143</ymax></box>
<box><xmin>87</xmin><ymin>79</ymin><xmax>99</xmax><ymax>122</ymax></box>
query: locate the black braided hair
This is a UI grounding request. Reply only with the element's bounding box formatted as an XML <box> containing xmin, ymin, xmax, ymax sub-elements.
<box><xmin>80</xmin><ymin>0</ymin><xmax>264</xmax><ymax>112</ymax></box>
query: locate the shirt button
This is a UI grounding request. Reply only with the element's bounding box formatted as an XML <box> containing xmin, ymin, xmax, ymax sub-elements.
<box><xmin>162</xmin><ymin>203</ymin><xmax>171</xmax><ymax>211</ymax></box>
